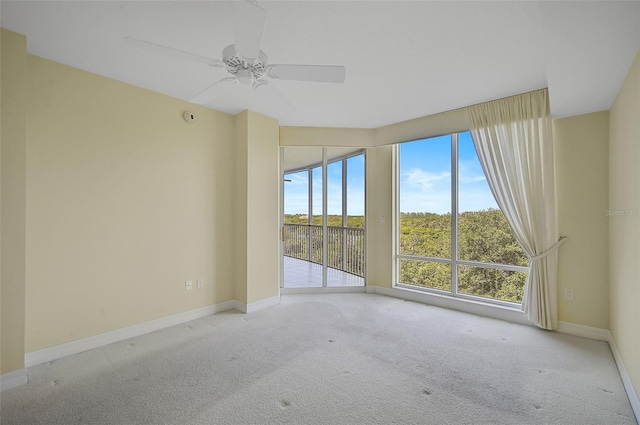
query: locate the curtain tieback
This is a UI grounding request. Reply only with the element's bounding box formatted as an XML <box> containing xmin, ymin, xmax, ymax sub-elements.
<box><xmin>529</xmin><ymin>236</ymin><xmax>567</xmax><ymax>261</ymax></box>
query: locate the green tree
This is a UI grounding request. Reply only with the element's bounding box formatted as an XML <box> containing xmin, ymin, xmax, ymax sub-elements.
<box><xmin>398</xmin><ymin>209</ymin><xmax>528</xmax><ymax>303</ymax></box>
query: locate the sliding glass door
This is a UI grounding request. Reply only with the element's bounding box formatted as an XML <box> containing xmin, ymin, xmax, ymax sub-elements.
<box><xmin>282</xmin><ymin>147</ymin><xmax>365</xmax><ymax>288</ymax></box>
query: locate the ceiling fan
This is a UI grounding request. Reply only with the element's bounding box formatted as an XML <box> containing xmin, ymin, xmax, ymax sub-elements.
<box><xmin>124</xmin><ymin>0</ymin><xmax>346</xmax><ymax>106</ymax></box>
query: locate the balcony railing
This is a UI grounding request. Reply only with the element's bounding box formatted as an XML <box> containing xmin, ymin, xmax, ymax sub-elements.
<box><xmin>283</xmin><ymin>224</ymin><xmax>365</xmax><ymax>277</ymax></box>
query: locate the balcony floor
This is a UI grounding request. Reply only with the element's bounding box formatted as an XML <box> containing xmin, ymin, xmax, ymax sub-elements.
<box><xmin>283</xmin><ymin>256</ymin><xmax>365</xmax><ymax>288</ymax></box>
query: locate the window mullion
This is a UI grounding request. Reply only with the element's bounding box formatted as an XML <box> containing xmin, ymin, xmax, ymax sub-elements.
<box><xmin>308</xmin><ymin>167</ymin><xmax>313</xmax><ymax>264</ymax></box>
<box><xmin>397</xmin><ymin>254</ymin><xmax>452</xmax><ymax>263</ymax></box>
<box><xmin>451</xmin><ymin>133</ymin><xmax>459</xmax><ymax>297</ymax></box>
<box><xmin>342</xmin><ymin>159</ymin><xmax>348</xmax><ymax>272</ymax></box>
<box><xmin>394</xmin><ymin>145</ymin><xmax>401</xmax><ymax>285</ymax></box>
<box><xmin>322</xmin><ymin>148</ymin><xmax>328</xmax><ymax>287</ymax></box>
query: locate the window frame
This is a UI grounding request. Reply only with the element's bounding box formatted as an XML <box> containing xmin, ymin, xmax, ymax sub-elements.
<box><xmin>395</xmin><ymin>132</ymin><xmax>528</xmax><ymax>308</ymax></box>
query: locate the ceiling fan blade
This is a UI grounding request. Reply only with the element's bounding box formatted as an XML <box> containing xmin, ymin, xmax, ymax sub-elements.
<box><xmin>123</xmin><ymin>36</ymin><xmax>225</xmax><ymax>68</ymax></box>
<box><xmin>189</xmin><ymin>77</ymin><xmax>238</xmax><ymax>105</ymax></box>
<box><xmin>266</xmin><ymin>64</ymin><xmax>346</xmax><ymax>83</ymax></box>
<box><xmin>233</xmin><ymin>0</ymin><xmax>267</xmax><ymax>61</ymax></box>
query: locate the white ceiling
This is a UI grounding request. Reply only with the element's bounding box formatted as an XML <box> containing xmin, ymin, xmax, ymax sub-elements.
<box><xmin>2</xmin><ymin>1</ymin><xmax>639</xmax><ymax>129</ymax></box>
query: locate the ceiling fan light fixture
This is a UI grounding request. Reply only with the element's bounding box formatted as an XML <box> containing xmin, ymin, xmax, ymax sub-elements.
<box><xmin>237</xmin><ymin>68</ymin><xmax>253</xmax><ymax>85</ymax></box>
<box><xmin>222</xmin><ymin>44</ymin><xmax>267</xmax><ymax>84</ymax></box>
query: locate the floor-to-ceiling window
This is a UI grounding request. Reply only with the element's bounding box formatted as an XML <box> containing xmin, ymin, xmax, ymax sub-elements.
<box><xmin>397</xmin><ymin>131</ymin><xmax>528</xmax><ymax>304</ymax></box>
<box><xmin>282</xmin><ymin>147</ymin><xmax>365</xmax><ymax>288</ymax></box>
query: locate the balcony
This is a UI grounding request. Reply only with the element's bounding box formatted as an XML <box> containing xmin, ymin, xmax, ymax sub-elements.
<box><xmin>283</xmin><ymin>223</ymin><xmax>365</xmax><ymax>287</ymax></box>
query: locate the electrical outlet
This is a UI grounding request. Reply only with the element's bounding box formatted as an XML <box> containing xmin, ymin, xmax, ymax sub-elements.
<box><xmin>380</xmin><ymin>214</ymin><xmax>386</xmax><ymax>223</ymax></box>
<box><xmin>564</xmin><ymin>289</ymin><xmax>574</xmax><ymax>300</ymax></box>
<box><xmin>196</xmin><ymin>278</ymin><xmax>204</xmax><ymax>289</ymax></box>
<box><xmin>185</xmin><ymin>280</ymin><xmax>193</xmax><ymax>291</ymax></box>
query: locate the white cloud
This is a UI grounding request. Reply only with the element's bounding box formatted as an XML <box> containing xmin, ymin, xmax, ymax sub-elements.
<box><xmin>459</xmin><ymin>174</ymin><xmax>487</xmax><ymax>184</ymax></box>
<box><xmin>400</xmin><ymin>166</ymin><xmax>497</xmax><ymax>214</ymax></box>
<box><xmin>404</xmin><ymin>168</ymin><xmax>451</xmax><ymax>190</ymax></box>
<box><xmin>400</xmin><ymin>167</ymin><xmax>451</xmax><ymax>213</ymax></box>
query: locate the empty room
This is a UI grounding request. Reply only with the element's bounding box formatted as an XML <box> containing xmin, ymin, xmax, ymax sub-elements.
<box><xmin>1</xmin><ymin>1</ymin><xmax>639</xmax><ymax>424</ymax></box>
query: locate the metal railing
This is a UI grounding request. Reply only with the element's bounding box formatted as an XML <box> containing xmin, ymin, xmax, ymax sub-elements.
<box><xmin>283</xmin><ymin>224</ymin><xmax>365</xmax><ymax>277</ymax></box>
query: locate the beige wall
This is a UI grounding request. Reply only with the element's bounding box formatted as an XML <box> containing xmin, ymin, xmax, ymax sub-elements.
<box><xmin>234</xmin><ymin>110</ymin><xmax>280</xmax><ymax>305</ymax></box>
<box><xmin>245</xmin><ymin>112</ymin><xmax>280</xmax><ymax>304</ymax></box>
<box><xmin>1</xmin><ymin>29</ymin><xmax>27</xmax><ymax>375</ymax></box>
<box><xmin>554</xmin><ymin>112</ymin><xmax>609</xmax><ymax>329</ymax></box>
<box><xmin>280</xmin><ymin>107</ymin><xmax>468</xmax><ymax>148</ymax></box>
<box><xmin>25</xmin><ymin>56</ymin><xmax>236</xmax><ymax>351</ymax></box>
<box><xmin>374</xmin><ymin>108</ymin><xmax>469</xmax><ymax>146</ymax></box>
<box><xmin>609</xmin><ymin>49</ymin><xmax>640</xmax><ymax>400</ymax></box>
<box><xmin>280</xmin><ymin>126</ymin><xmax>373</xmax><ymax>147</ymax></box>
<box><xmin>365</xmin><ymin>145</ymin><xmax>394</xmax><ymax>288</ymax></box>
<box><xmin>233</xmin><ymin>112</ymin><xmax>249</xmax><ymax>304</ymax></box>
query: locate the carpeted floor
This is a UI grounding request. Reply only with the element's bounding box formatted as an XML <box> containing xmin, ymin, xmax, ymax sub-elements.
<box><xmin>1</xmin><ymin>293</ymin><xmax>636</xmax><ymax>424</ymax></box>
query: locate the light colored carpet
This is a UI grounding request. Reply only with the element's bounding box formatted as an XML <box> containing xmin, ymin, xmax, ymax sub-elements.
<box><xmin>1</xmin><ymin>293</ymin><xmax>636</xmax><ymax>424</ymax></box>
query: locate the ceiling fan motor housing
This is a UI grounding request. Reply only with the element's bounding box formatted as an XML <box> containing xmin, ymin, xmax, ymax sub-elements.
<box><xmin>223</xmin><ymin>44</ymin><xmax>267</xmax><ymax>83</ymax></box>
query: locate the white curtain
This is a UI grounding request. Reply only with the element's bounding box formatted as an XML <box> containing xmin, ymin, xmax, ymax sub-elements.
<box><xmin>467</xmin><ymin>89</ymin><xmax>564</xmax><ymax>330</ymax></box>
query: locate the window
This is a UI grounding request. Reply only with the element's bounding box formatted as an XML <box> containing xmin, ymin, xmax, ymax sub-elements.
<box><xmin>397</xmin><ymin>132</ymin><xmax>528</xmax><ymax>304</ymax></box>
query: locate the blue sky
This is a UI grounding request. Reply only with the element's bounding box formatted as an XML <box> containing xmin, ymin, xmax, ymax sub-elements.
<box><xmin>400</xmin><ymin>131</ymin><xmax>497</xmax><ymax>214</ymax></box>
<box><xmin>284</xmin><ymin>133</ymin><xmax>497</xmax><ymax>216</ymax></box>
<box><xmin>284</xmin><ymin>154</ymin><xmax>365</xmax><ymax>216</ymax></box>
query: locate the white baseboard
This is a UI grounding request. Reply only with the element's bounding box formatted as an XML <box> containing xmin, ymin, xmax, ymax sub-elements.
<box><xmin>367</xmin><ymin>285</ymin><xmax>531</xmax><ymax>326</ymax></box>
<box><xmin>247</xmin><ymin>295</ymin><xmax>280</xmax><ymax>313</ymax></box>
<box><xmin>232</xmin><ymin>300</ymin><xmax>247</xmax><ymax>313</ymax></box>
<box><xmin>234</xmin><ymin>295</ymin><xmax>281</xmax><ymax>314</ymax></box>
<box><xmin>609</xmin><ymin>334</ymin><xmax>640</xmax><ymax>423</ymax></box>
<box><xmin>0</xmin><ymin>369</ymin><xmax>28</xmax><ymax>392</ymax></box>
<box><xmin>556</xmin><ymin>321</ymin><xmax>611</xmax><ymax>342</ymax></box>
<box><xmin>25</xmin><ymin>300</ymin><xmax>237</xmax><ymax>368</ymax></box>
